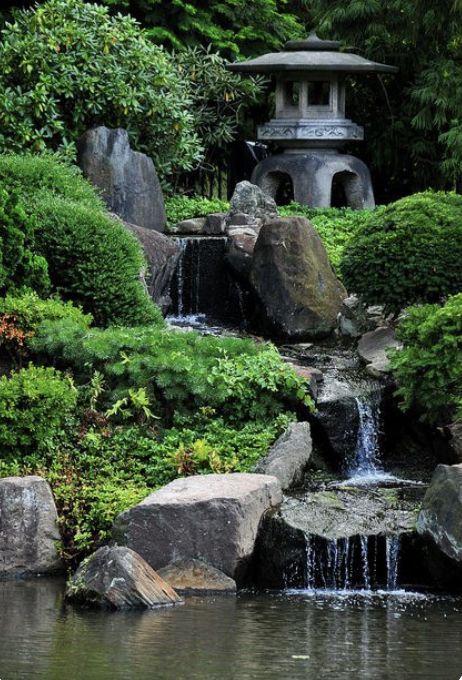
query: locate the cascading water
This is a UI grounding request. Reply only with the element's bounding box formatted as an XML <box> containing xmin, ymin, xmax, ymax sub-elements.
<box><xmin>297</xmin><ymin>392</ymin><xmax>404</xmax><ymax>593</ymax></box>
<box><xmin>168</xmin><ymin>236</ymin><xmax>247</xmax><ymax>327</ymax></box>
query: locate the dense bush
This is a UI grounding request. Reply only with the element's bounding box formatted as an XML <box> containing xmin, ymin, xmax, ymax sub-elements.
<box><xmin>0</xmin><ymin>154</ymin><xmax>163</xmax><ymax>327</ymax></box>
<box><xmin>0</xmin><ymin>186</ymin><xmax>49</xmax><ymax>295</ymax></box>
<box><xmin>390</xmin><ymin>293</ymin><xmax>462</xmax><ymax>423</ymax></box>
<box><xmin>30</xmin><ymin>322</ymin><xmax>313</xmax><ymax>423</ymax></box>
<box><xmin>0</xmin><ymin>364</ymin><xmax>77</xmax><ymax>457</ymax></box>
<box><xmin>0</xmin><ymin>0</ymin><xmax>200</xmax><ymax>178</ymax></box>
<box><xmin>0</xmin><ymin>290</ymin><xmax>91</xmax><ymax>365</ymax></box>
<box><xmin>30</xmin><ymin>194</ymin><xmax>163</xmax><ymax>326</ymax></box>
<box><xmin>165</xmin><ymin>195</ymin><xmax>229</xmax><ymax>227</ymax></box>
<box><xmin>340</xmin><ymin>192</ymin><xmax>462</xmax><ymax>308</ymax></box>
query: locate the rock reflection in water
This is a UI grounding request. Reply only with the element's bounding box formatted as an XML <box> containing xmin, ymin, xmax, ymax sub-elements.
<box><xmin>1</xmin><ymin>580</ymin><xmax>462</xmax><ymax>679</ymax></box>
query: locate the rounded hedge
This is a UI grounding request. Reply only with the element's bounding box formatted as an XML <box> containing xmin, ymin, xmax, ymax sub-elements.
<box><xmin>340</xmin><ymin>192</ymin><xmax>462</xmax><ymax>308</ymax></box>
<box><xmin>0</xmin><ymin>154</ymin><xmax>164</xmax><ymax>327</ymax></box>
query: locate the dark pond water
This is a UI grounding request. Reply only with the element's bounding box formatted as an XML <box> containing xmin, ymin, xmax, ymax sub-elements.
<box><xmin>2</xmin><ymin>580</ymin><xmax>462</xmax><ymax>680</ymax></box>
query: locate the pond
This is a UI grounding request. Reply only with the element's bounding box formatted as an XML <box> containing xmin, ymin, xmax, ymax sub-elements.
<box><xmin>2</xmin><ymin>579</ymin><xmax>462</xmax><ymax>680</ymax></box>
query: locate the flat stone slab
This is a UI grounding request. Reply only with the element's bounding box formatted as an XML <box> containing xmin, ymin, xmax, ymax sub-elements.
<box><xmin>0</xmin><ymin>476</ymin><xmax>63</xmax><ymax>579</ymax></box>
<box><xmin>113</xmin><ymin>473</ymin><xmax>282</xmax><ymax>583</ymax></box>
<box><xmin>66</xmin><ymin>546</ymin><xmax>182</xmax><ymax>609</ymax></box>
<box><xmin>158</xmin><ymin>558</ymin><xmax>236</xmax><ymax>594</ymax></box>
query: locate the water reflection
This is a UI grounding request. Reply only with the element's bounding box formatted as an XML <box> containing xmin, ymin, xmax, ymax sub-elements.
<box><xmin>1</xmin><ymin>581</ymin><xmax>462</xmax><ymax>680</ymax></box>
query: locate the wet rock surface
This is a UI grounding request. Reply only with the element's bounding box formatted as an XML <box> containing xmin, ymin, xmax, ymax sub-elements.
<box><xmin>158</xmin><ymin>558</ymin><xmax>236</xmax><ymax>594</ymax></box>
<box><xmin>66</xmin><ymin>546</ymin><xmax>182</xmax><ymax>609</ymax></box>
<box><xmin>0</xmin><ymin>476</ymin><xmax>63</xmax><ymax>579</ymax></box>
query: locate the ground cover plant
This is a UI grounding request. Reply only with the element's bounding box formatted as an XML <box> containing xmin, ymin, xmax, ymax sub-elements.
<box><xmin>0</xmin><ymin>290</ymin><xmax>313</xmax><ymax>563</ymax></box>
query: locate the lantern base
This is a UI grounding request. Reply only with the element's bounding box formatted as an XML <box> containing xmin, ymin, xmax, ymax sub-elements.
<box><xmin>251</xmin><ymin>151</ymin><xmax>375</xmax><ymax>210</ymax></box>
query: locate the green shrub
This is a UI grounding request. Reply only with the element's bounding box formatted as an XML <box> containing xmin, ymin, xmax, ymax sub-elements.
<box><xmin>390</xmin><ymin>293</ymin><xmax>462</xmax><ymax>423</ymax></box>
<box><xmin>340</xmin><ymin>192</ymin><xmax>462</xmax><ymax>308</ymax></box>
<box><xmin>0</xmin><ymin>186</ymin><xmax>50</xmax><ymax>295</ymax></box>
<box><xmin>30</xmin><ymin>322</ymin><xmax>313</xmax><ymax>423</ymax></box>
<box><xmin>280</xmin><ymin>203</ymin><xmax>377</xmax><ymax>271</ymax></box>
<box><xmin>0</xmin><ymin>290</ymin><xmax>92</xmax><ymax>365</ymax></box>
<box><xmin>30</xmin><ymin>194</ymin><xmax>163</xmax><ymax>326</ymax></box>
<box><xmin>0</xmin><ymin>154</ymin><xmax>164</xmax><ymax>327</ymax></box>
<box><xmin>0</xmin><ymin>364</ymin><xmax>77</xmax><ymax>458</ymax></box>
<box><xmin>165</xmin><ymin>195</ymin><xmax>229</xmax><ymax>227</ymax></box>
<box><xmin>0</xmin><ymin>0</ymin><xmax>200</xmax><ymax>178</ymax></box>
<box><xmin>0</xmin><ymin>153</ymin><xmax>104</xmax><ymax>209</ymax></box>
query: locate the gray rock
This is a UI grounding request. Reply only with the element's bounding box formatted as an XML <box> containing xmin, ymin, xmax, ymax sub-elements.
<box><xmin>225</xmin><ymin>230</ymin><xmax>258</xmax><ymax>280</ymax></box>
<box><xmin>447</xmin><ymin>423</ymin><xmax>462</xmax><ymax>464</ymax></box>
<box><xmin>171</xmin><ymin>217</ymin><xmax>206</xmax><ymax>235</ymax></box>
<box><xmin>256</xmin><ymin>486</ymin><xmax>423</xmax><ymax>589</ymax></box>
<box><xmin>358</xmin><ymin>326</ymin><xmax>402</xmax><ymax>374</ymax></box>
<box><xmin>250</xmin><ymin>217</ymin><xmax>347</xmax><ymax>340</ymax></box>
<box><xmin>158</xmin><ymin>558</ymin><xmax>236</xmax><ymax>594</ymax></box>
<box><xmin>77</xmin><ymin>126</ymin><xmax>166</xmax><ymax>232</ymax></box>
<box><xmin>0</xmin><ymin>476</ymin><xmax>63</xmax><ymax>579</ymax></box>
<box><xmin>416</xmin><ymin>464</ymin><xmax>462</xmax><ymax>587</ymax></box>
<box><xmin>123</xmin><ymin>221</ymin><xmax>181</xmax><ymax>313</ymax></box>
<box><xmin>204</xmin><ymin>213</ymin><xmax>226</xmax><ymax>235</ymax></box>
<box><xmin>113</xmin><ymin>473</ymin><xmax>282</xmax><ymax>584</ymax></box>
<box><xmin>227</xmin><ymin>181</ymin><xmax>278</xmax><ymax>223</ymax></box>
<box><xmin>254</xmin><ymin>422</ymin><xmax>312</xmax><ymax>491</ymax></box>
<box><xmin>66</xmin><ymin>546</ymin><xmax>182</xmax><ymax>609</ymax></box>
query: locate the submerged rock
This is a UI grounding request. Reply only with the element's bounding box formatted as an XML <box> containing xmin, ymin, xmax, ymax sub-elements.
<box><xmin>113</xmin><ymin>473</ymin><xmax>282</xmax><ymax>585</ymax></box>
<box><xmin>417</xmin><ymin>464</ymin><xmax>462</xmax><ymax>589</ymax></box>
<box><xmin>77</xmin><ymin>126</ymin><xmax>166</xmax><ymax>231</ymax></box>
<box><xmin>254</xmin><ymin>422</ymin><xmax>312</xmax><ymax>491</ymax></box>
<box><xmin>250</xmin><ymin>217</ymin><xmax>346</xmax><ymax>340</ymax></box>
<box><xmin>0</xmin><ymin>476</ymin><xmax>63</xmax><ymax>579</ymax></box>
<box><xmin>66</xmin><ymin>546</ymin><xmax>182</xmax><ymax>609</ymax></box>
<box><xmin>158</xmin><ymin>559</ymin><xmax>236</xmax><ymax>594</ymax></box>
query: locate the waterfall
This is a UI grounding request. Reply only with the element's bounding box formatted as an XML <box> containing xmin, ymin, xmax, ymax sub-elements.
<box><xmin>348</xmin><ymin>395</ymin><xmax>383</xmax><ymax>478</ymax></box>
<box><xmin>169</xmin><ymin>236</ymin><xmax>245</xmax><ymax>326</ymax></box>
<box><xmin>301</xmin><ymin>534</ymin><xmax>401</xmax><ymax>592</ymax></box>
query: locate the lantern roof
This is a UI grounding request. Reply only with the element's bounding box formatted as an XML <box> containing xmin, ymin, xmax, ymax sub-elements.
<box><xmin>227</xmin><ymin>33</ymin><xmax>398</xmax><ymax>74</ymax></box>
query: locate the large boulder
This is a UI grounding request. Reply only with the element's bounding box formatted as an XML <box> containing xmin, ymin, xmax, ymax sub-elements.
<box><xmin>250</xmin><ymin>217</ymin><xmax>347</xmax><ymax>340</ymax></box>
<box><xmin>254</xmin><ymin>422</ymin><xmax>312</xmax><ymax>491</ymax></box>
<box><xmin>417</xmin><ymin>464</ymin><xmax>462</xmax><ymax>589</ymax></box>
<box><xmin>158</xmin><ymin>558</ymin><xmax>236</xmax><ymax>595</ymax></box>
<box><xmin>123</xmin><ymin>222</ymin><xmax>180</xmax><ymax>312</ymax></box>
<box><xmin>113</xmin><ymin>473</ymin><xmax>282</xmax><ymax>584</ymax></box>
<box><xmin>66</xmin><ymin>546</ymin><xmax>182</xmax><ymax>609</ymax></box>
<box><xmin>0</xmin><ymin>476</ymin><xmax>63</xmax><ymax>579</ymax></box>
<box><xmin>77</xmin><ymin>126</ymin><xmax>166</xmax><ymax>232</ymax></box>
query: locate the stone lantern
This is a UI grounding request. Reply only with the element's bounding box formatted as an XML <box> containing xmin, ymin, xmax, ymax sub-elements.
<box><xmin>228</xmin><ymin>34</ymin><xmax>397</xmax><ymax>209</ymax></box>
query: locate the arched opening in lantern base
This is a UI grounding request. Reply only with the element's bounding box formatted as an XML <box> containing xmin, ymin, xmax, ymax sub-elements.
<box><xmin>260</xmin><ymin>171</ymin><xmax>294</xmax><ymax>206</ymax></box>
<box><xmin>331</xmin><ymin>170</ymin><xmax>363</xmax><ymax>209</ymax></box>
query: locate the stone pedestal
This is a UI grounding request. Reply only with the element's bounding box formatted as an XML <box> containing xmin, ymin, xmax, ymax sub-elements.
<box><xmin>252</xmin><ymin>151</ymin><xmax>375</xmax><ymax>209</ymax></box>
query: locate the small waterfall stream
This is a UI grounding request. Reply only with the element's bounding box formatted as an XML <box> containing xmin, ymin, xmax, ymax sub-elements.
<box><xmin>168</xmin><ymin>236</ymin><xmax>248</xmax><ymax>327</ymax></box>
<box><xmin>298</xmin><ymin>391</ymin><xmax>404</xmax><ymax>593</ymax></box>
